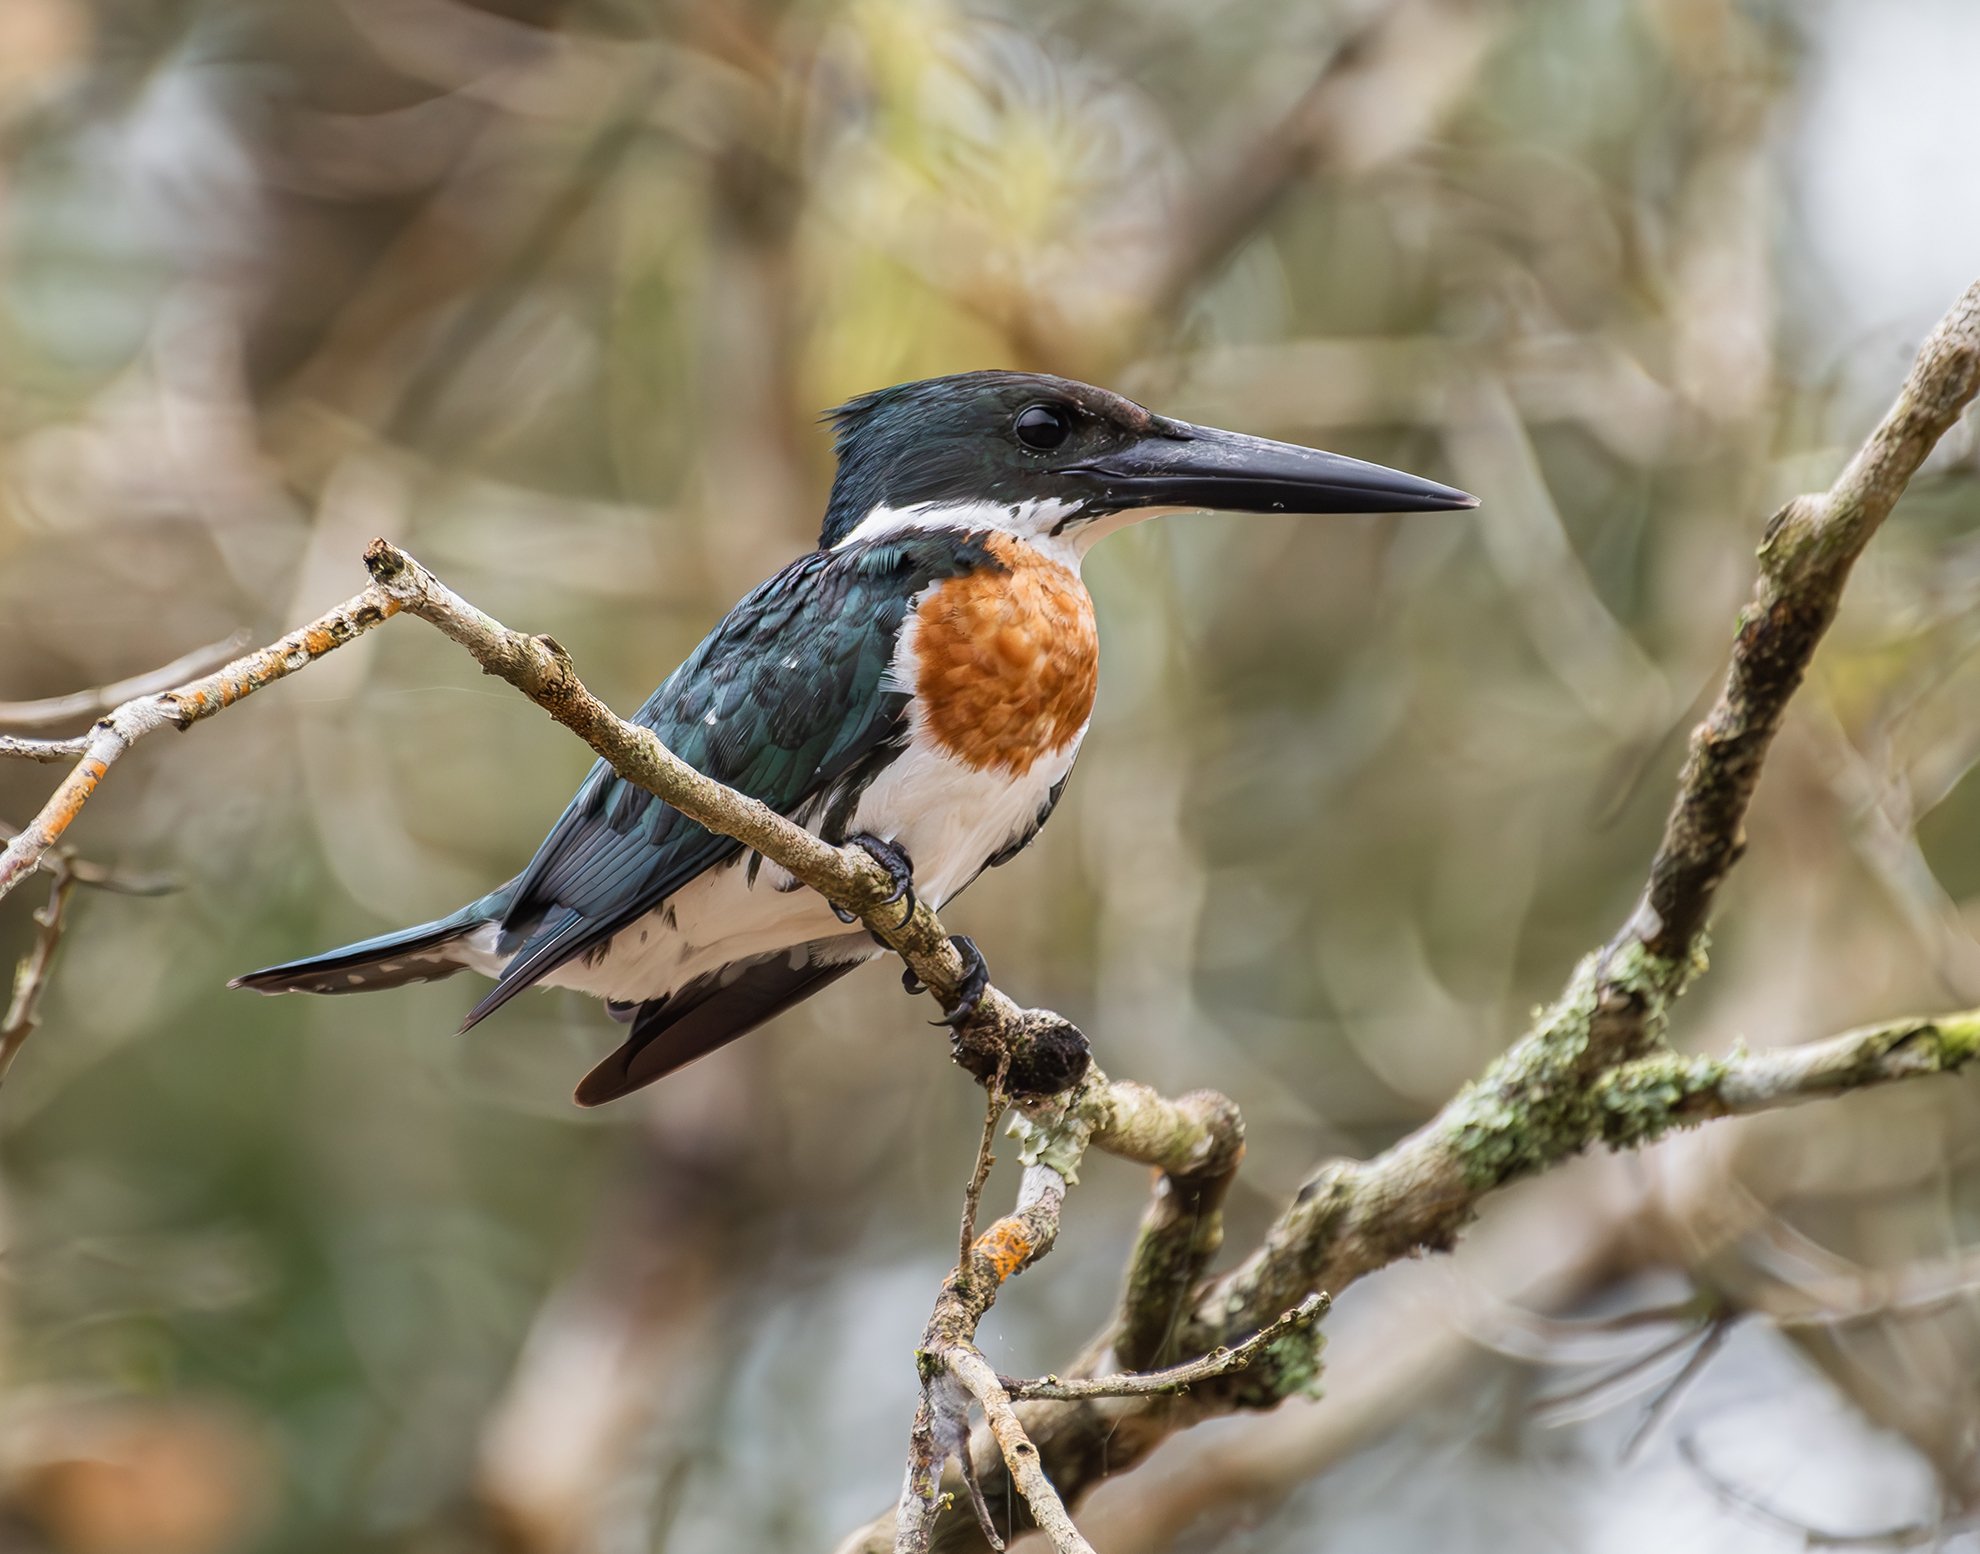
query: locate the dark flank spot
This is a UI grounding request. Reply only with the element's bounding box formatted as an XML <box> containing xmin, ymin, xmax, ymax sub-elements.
<box><xmin>661</xmin><ymin>904</ymin><xmax>677</xmax><ymax>931</ymax></box>
<box><xmin>639</xmin><ymin>929</ymin><xmax>649</xmax><ymax>944</ymax></box>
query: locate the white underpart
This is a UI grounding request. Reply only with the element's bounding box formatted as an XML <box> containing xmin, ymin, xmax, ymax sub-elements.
<box><xmin>459</xmin><ymin>523</ymin><xmax>1090</xmax><ymax>1007</ymax></box>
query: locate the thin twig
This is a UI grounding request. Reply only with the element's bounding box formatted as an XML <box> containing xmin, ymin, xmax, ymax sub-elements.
<box><xmin>0</xmin><ymin>860</ymin><xmax>79</xmax><ymax>1088</ymax></box>
<box><xmin>0</xmin><ymin>822</ymin><xmax>176</xmax><ymax>898</ymax></box>
<box><xmin>0</xmin><ymin>734</ymin><xmax>93</xmax><ymax>763</ymax></box>
<box><xmin>958</xmin><ymin>1060</ymin><xmax>1009</xmax><ymax>1279</ymax></box>
<box><xmin>1617</xmin><ymin>1313</ymin><xmax>1736</xmax><ymax>1464</ymax></box>
<box><xmin>0</xmin><ymin>631</ymin><xmax>251</xmax><ymax>730</ymax></box>
<box><xmin>952</xmin><ymin>1421</ymin><xmax>1004</xmax><ymax>1554</ymax></box>
<box><xmin>946</xmin><ymin>1346</ymin><xmax>1096</xmax><ymax>1554</ymax></box>
<box><xmin>0</xmin><ymin>594</ymin><xmax>402</xmax><ymax>902</ymax></box>
<box><xmin>998</xmin><ymin>1294</ymin><xmax>1328</xmax><ymax>1402</ymax></box>
<box><xmin>1677</xmin><ymin>1436</ymin><xmax>1963</xmax><ymax>1550</ymax></box>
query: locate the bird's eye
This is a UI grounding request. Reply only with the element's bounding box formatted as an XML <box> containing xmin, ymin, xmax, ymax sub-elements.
<box><xmin>1013</xmin><ymin>403</ymin><xmax>1071</xmax><ymax>451</ymax></box>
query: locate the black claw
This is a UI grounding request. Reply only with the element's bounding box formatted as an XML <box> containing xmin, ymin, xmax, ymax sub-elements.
<box><xmin>901</xmin><ymin>965</ymin><xmax>927</xmax><ymax>998</ymax></box>
<box><xmin>834</xmin><ymin>833</ymin><xmax>918</xmax><ymax>928</ymax></box>
<box><xmin>932</xmin><ymin>935</ymin><xmax>990</xmax><ymax>1028</ymax></box>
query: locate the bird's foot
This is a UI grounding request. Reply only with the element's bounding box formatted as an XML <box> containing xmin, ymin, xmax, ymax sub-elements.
<box><xmin>900</xmin><ymin>936</ymin><xmax>1091</xmax><ymax>1095</ymax></box>
<box><xmin>930</xmin><ymin>935</ymin><xmax>990</xmax><ymax>1028</ymax></box>
<box><xmin>833</xmin><ymin>833</ymin><xmax>917</xmax><ymax>929</ymax></box>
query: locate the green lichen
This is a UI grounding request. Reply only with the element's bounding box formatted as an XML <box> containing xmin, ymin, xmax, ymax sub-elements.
<box><xmin>1921</xmin><ymin>1014</ymin><xmax>1980</xmax><ymax>1069</ymax></box>
<box><xmin>1007</xmin><ymin>1108</ymin><xmax>1089</xmax><ymax>1185</ymax></box>
<box><xmin>1864</xmin><ymin>1015</ymin><xmax>1980</xmax><ymax>1078</ymax></box>
<box><xmin>1591</xmin><ymin>1050</ymin><xmax>1732</xmax><ymax>1148</ymax></box>
<box><xmin>1222</xmin><ymin>1323</ymin><xmax>1327</xmax><ymax>1410</ymax></box>
<box><xmin>1447</xmin><ymin>940</ymin><xmax>1694</xmax><ymax>1191</ymax></box>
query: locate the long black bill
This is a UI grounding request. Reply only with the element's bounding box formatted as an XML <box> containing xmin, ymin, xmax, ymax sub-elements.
<box><xmin>1067</xmin><ymin>420</ymin><xmax>1477</xmax><ymax>515</ymax></box>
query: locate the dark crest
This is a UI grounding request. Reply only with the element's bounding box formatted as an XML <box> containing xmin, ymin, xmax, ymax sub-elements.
<box><xmin>816</xmin><ymin>370</ymin><xmax>1162</xmax><ymax>548</ymax></box>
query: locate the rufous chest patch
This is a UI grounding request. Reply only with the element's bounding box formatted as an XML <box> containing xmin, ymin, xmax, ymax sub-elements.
<box><xmin>912</xmin><ymin>533</ymin><xmax>1099</xmax><ymax>775</ymax></box>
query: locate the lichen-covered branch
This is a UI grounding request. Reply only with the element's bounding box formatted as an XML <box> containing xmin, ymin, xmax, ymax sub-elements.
<box><xmin>1594</xmin><ymin>1010</ymin><xmax>1980</xmax><ymax>1130</ymax></box>
<box><xmin>882</xmin><ymin>1069</ymin><xmax>1249</xmax><ymax>1552</ymax></box>
<box><xmin>1628</xmin><ymin>280</ymin><xmax>1980</xmax><ymax>967</ymax></box>
<box><xmin>894</xmin><ymin>1107</ymin><xmax>1087</xmax><ymax>1546</ymax></box>
<box><xmin>1197</xmin><ymin>276</ymin><xmax>1980</xmax><ymax>1343</ymax></box>
<box><xmin>1109</xmin><ymin>1089</ymin><xmax>1247</xmax><ymax>1373</ymax></box>
<box><xmin>836</xmin><ymin>274</ymin><xmax>1980</xmax><ymax>1554</ymax></box>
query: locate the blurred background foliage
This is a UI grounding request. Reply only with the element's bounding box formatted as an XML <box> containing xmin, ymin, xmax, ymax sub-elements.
<box><xmin>3</xmin><ymin>0</ymin><xmax>1980</xmax><ymax>1550</ymax></box>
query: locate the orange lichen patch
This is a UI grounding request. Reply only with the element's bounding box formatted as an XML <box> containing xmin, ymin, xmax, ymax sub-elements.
<box><xmin>913</xmin><ymin>533</ymin><xmax>1098</xmax><ymax>775</ymax></box>
<box><xmin>972</xmin><ymin>1215</ymin><xmax>1036</xmax><ymax>1283</ymax></box>
<box><xmin>169</xmin><ymin>599</ymin><xmax>399</xmax><ymax>725</ymax></box>
<box><xmin>45</xmin><ymin>758</ymin><xmax>102</xmax><ymax>825</ymax></box>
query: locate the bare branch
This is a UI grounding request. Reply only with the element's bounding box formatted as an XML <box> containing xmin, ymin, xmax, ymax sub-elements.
<box><xmin>1000</xmin><ymin>1295</ymin><xmax>1328</xmax><ymax>1402</ymax></box>
<box><xmin>0</xmin><ymin>592</ymin><xmax>402</xmax><ymax>903</ymax></box>
<box><xmin>945</xmin><ymin>1346</ymin><xmax>1095</xmax><ymax>1554</ymax></box>
<box><xmin>0</xmin><ymin>631</ymin><xmax>252</xmax><ymax>731</ymax></box>
<box><xmin>0</xmin><ymin>734</ymin><xmax>93</xmax><ymax>763</ymax></box>
<box><xmin>959</xmin><ymin>1066</ymin><xmax>1009</xmax><ymax>1279</ymax></box>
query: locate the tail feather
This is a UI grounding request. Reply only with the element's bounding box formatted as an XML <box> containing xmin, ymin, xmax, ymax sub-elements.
<box><xmin>231</xmin><ymin>911</ymin><xmax>486</xmax><ymax>997</ymax></box>
<box><xmin>573</xmin><ymin>948</ymin><xmax>869</xmax><ymax>1106</ymax></box>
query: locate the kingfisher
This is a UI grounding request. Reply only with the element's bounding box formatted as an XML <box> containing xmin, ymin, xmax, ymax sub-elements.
<box><xmin>235</xmin><ymin>372</ymin><xmax>1474</xmax><ymax>1104</ymax></box>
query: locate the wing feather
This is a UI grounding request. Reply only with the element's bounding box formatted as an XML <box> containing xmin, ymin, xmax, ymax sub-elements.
<box><xmin>460</xmin><ymin>533</ymin><xmax>999</xmax><ymax>1028</ymax></box>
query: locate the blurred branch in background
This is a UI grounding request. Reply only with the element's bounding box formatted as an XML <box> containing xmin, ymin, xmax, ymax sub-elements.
<box><xmin>0</xmin><ymin>824</ymin><xmax>174</xmax><ymax>1087</ymax></box>
<box><xmin>0</xmin><ymin>860</ymin><xmax>75</xmax><ymax>1088</ymax></box>
<box><xmin>0</xmin><ymin>632</ymin><xmax>250</xmax><ymax>731</ymax></box>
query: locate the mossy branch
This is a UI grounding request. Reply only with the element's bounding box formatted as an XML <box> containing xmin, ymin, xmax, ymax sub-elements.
<box><xmin>838</xmin><ymin>275</ymin><xmax>1980</xmax><ymax>1554</ymax></box>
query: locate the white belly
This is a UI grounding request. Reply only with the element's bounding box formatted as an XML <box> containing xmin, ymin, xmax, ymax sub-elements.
<box><xmin>479</xmin><ymin>726</ymin><xmax>1083</xmax><ymax>1006</ymax></box>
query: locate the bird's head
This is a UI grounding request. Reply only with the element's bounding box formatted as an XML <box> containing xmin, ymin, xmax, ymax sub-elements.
<box><xmin>818</xmin><ymin>370</ymin><xmax>1475</xmax><ymax>553</ymax></box>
